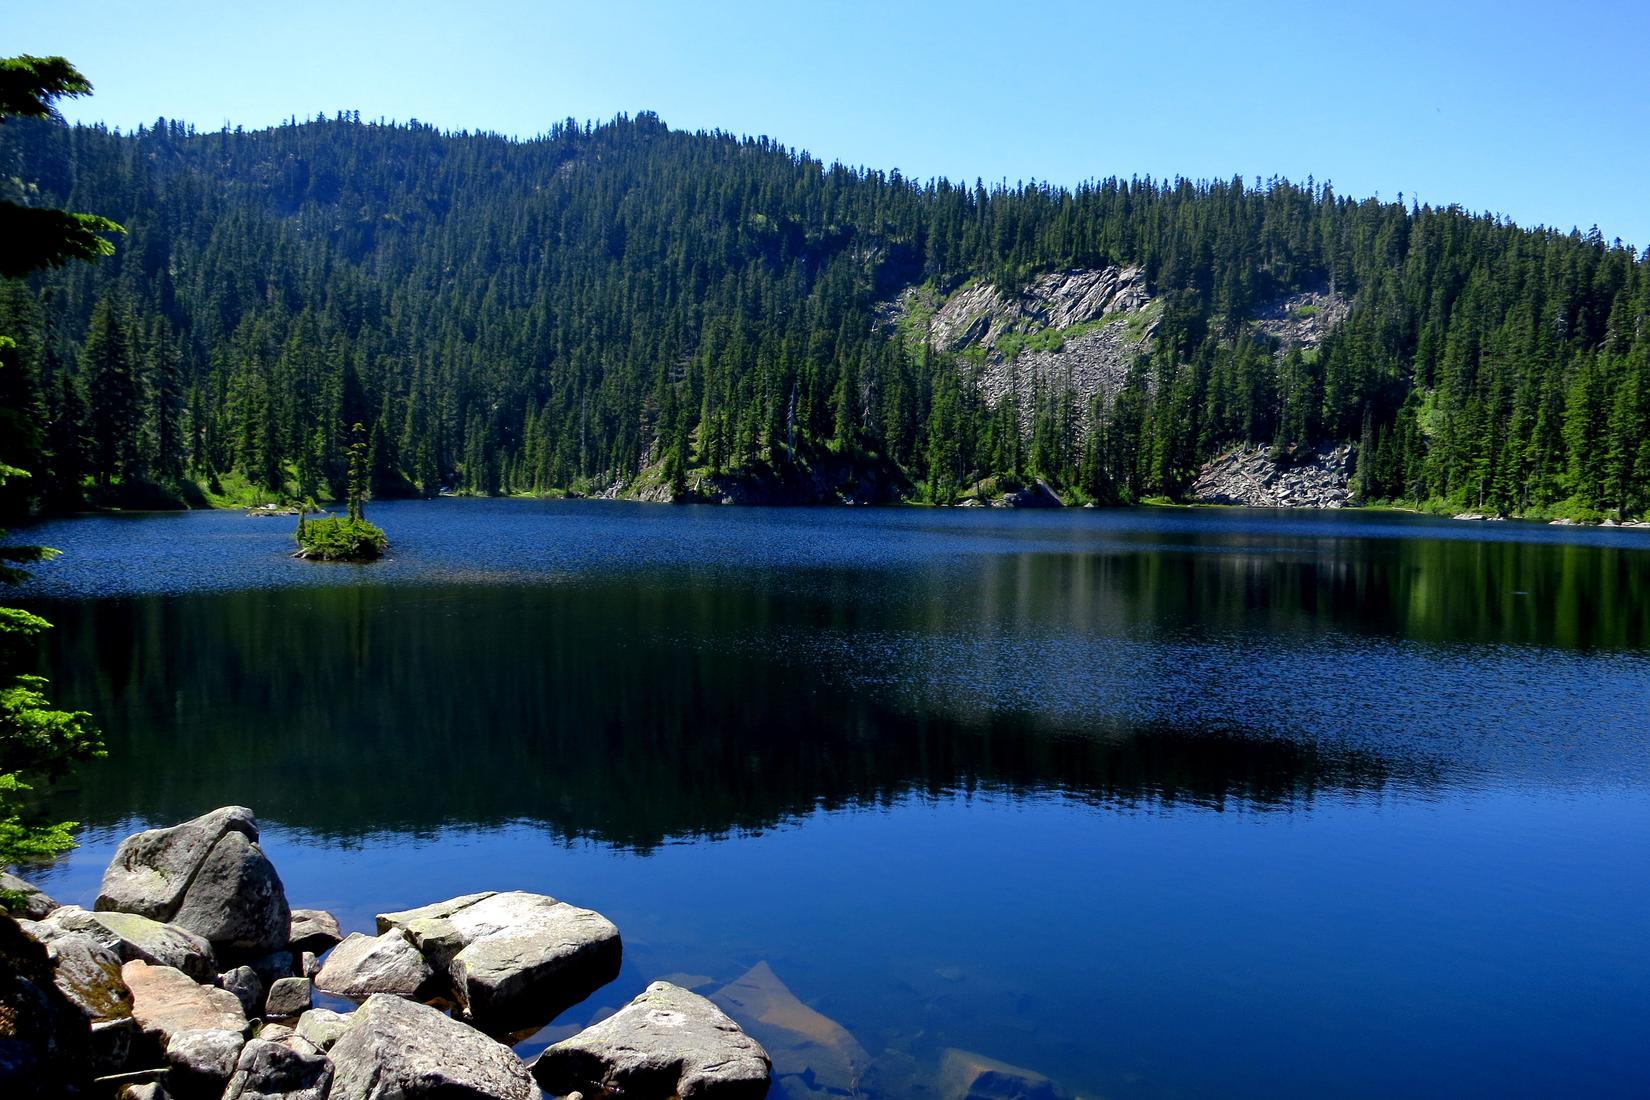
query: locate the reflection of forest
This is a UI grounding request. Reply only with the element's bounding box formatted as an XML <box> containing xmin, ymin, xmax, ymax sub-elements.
<box><xmin>28</xmin><ymin>532</ymin><xmax>1641</xmax><ymax>845</ymax></box>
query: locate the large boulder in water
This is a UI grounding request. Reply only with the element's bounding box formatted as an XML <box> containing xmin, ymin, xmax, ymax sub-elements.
<box><xmin>379</xmin><ymin>889</ymin><xmax>621</xmax><ymax>1031</ymax></box>
<box><xmin>328</xmin><ymin>992</ymin><xmax>535</xmax><ymax>1100</ymax></box>
<box><xmin>96</xmin><ymin>807</ymin><xmax>291</xmax><ymax>959</ymax></box>
<box><xmin>531</xmin><ymin>981</ymin><xmax>771</xmax><ymax>1100</ymax></box>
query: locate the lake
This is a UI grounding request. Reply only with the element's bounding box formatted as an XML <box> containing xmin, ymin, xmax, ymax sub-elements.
<box><xmin>13</xmin><ymin>500</ymin><xmax>1650</xmax><ymax>1099</ymax></box>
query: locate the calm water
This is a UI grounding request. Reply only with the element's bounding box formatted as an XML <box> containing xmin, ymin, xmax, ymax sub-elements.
<box><xmin>13</xmin><ymin>501</ymin><xmax>1650</xmax><ymax>1099</ymax></box>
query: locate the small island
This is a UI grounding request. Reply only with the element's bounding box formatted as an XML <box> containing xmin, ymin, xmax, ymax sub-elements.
<box><xmin>294</xmin><ymin>424</ymin><xmax>387</xmax><ymax>561</ymax></box>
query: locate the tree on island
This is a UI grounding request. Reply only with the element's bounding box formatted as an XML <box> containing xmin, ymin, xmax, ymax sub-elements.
<box><xmin>0</xmin><ymin>55</ymin><xmax>116</xmax><ymax>889</ymax></box>
<box><xmin>293</xmin><ymin>422</ymin><xmax>388</xmax><ymax>560</ymax></box>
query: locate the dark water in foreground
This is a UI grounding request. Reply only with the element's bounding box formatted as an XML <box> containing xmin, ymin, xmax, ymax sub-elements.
<box><xmin>14</xmin><ymin>501</ymin><xmax>1650</xmax><ymax>1099</ymax></box>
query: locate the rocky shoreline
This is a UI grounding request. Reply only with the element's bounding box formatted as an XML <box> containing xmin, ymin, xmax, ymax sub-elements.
<box><xmin>2</xmin><ymin>808</ymin><xmax>1066</xmax><ymax>1100</ymax></box>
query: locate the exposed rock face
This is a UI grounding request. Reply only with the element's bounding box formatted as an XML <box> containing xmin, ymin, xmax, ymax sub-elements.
<box><xmin>165</xmin><ymin>1027</ymin><xmax>246</xmax><ymax>1099</ymax></box>
<box><xmin>286</xmin><ymin>910</ymin><xmax>342</xmax><ymax>956</ymax></box>
<box><xmin>314</xmin><ymin>930</ymin><xmax>434</xmax><ymax>1001</ymax></box>
<box><xmin>32</xmin><ymin>906</ymin><xmax>217</xmax><ymax>982</ymax></box>
<box><xmin>222</xmin><ymin>1036</ymin><xmax>333</xmax><ymax>1100</ymax></box>
<box><xmin>915</xmin><ymin>268</ymin><xmax>1157</xmax><ymax>425</ymax></box>
<box><xmin>938</xmin><ymin>1048</ymin><xmax>1064</xmax><ymax>1100</ymax></box>
<box><xmin>122</xmin><ymin>960</ymin><xmax>248</xmax><ymax>1044</ymax></box>
<box><xmin>711</xmin><ymin>961</ymin><xmax>868</xmax><ymax>1099</ymax></box>
<box><xmin>1191</xmin><ymin>443</ymin><xmax>1354</xmax><ymax>508</ymax></box>
<box><xmin>927</xmin><ymin>268</ymin><xmax>1151</xmax><ymax>353</ymax></box>
<box><xmin>328</xmin><ymin>993</ymin><xmax>535</xmax><ymax>1100</ymax></box>
<box><xmin>1252</xmin><ymin>288</ymin><xmax>1351</xmax><ymax>350</ymax></box>
<box><xmin>533</xmin><ymin>981</ymin><xmax>771</xmax><ymax>1100</ymax></box>
<box><xmin>383</xmin><ymin>890</ymin><xmax>622</xmax><ymax>1031</ymax></box>
<box><xmin>97</xmin><ymin>807</ymin><xmax>291</xmax><ymax>959</ymax></box>
<box><xmin>0</xmin><ymin>873</ymin><xmax>59</xmax><ymax>919</ymax></box>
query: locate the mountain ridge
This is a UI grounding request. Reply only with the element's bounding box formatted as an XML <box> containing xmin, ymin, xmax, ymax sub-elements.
<box><xmin>1</xmin><ymin>112</ymin><xmax>1646</xmax><ymax>519</ymax></box>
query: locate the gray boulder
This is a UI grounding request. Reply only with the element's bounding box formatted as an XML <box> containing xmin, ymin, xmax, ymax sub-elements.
<box><xmin>293</xmin><ymin>1008</ymin><xmax>351</xmax><ymax>1052</ymax></box>
<box><xmin>96</xmin><ymin>807</ymin><xmax>290</xmax><ymax>958</ymax></box>
<box><xmin>220</xmin><ymin>966</ymin><xmax>264</xmax><ymax>1017</ymax></box>
<box><xmin>97</xmin><ymin>806</ymin><xmax>258</xmax><ymax>917</ymax></box>
<box><xmin>0</xmin><ymin>872</ymin><xmax>59</xmax><ymax>918</ymax></box>
<box><xmin>314</xmin><ymin>929</ymin><xmax>434</xmax><ymax>1000</ymax></box>
<box><xmin>385</xmin><ymin>890</ymin><xmax>621</xmax><ymax>1030</ymax></box>
<box><xmin>287</xmin><ymin>910</ymin><xmax>342</xmax><ymax>955</ymax></box>
<box><xmin>328</xmin><ymin>993</ymin><xmax>534</xmax><ymax>1100</ymax></box>
<box><xmin>532</xmin><ymin>981</ymin><xmax>771</xmax><ymax>1100</ymax></box>
<box><xmin>39</xmin><ymin>928</ymin><xmax>133</xmax><ymax>1022</ymax></box>
<box><xmin>264</xmin><ymin>977</ymin><xmax>311</xmax><ymax>1018</ymax></box>
<box><xmin>222</xmin><ymin>1036</ymin><xmax>333</xmax><ymax>1100</ymax></box>
<box><xmin>165</xmin><ymin>1027</ymin><xmax>246</xmax><ymax>1100</ymax></box>
<box><xmin>34</xmin><ymin>906</ymin><xmax>216</xmax><ymax>982</ymax></box>
<box><xmin>123</xmin><ymin>960</ymin><xmax>248</xmax><ymax>1045</ymax></box>
<box><xmin>375</xmin><ymin>891</ymin><xmax>496</xmax><ymax>932</ymax></box>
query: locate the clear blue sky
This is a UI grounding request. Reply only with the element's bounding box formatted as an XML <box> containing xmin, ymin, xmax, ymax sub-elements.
<box><xmin>9</xmin><ymin>0</ymin><xmax>1648</xmax><ymax>249</ymax></box>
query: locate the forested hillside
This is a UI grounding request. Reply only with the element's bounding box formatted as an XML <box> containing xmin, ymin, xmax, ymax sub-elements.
<box><xmin>2</xmin><ymin>111</ymin><xmax>1646</xmax><ymax>516</ymax></box>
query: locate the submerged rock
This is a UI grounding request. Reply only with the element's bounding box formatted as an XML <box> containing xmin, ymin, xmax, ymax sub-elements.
<box><xmin>97</xmin><ymin>807</ymin><xmax>291</xmax><ymax>959</ymax></box>
<box><xmin>712</xmin><ymin>961</ymin><xmax>868</xmax><ymax>1097</ymax></box>
<box><xmin>938</xmin><ymin>1048</ymin><xmax>1064</xmax><ymax>1100</ymax></box>
<box><xmin>123</xmin><ymin>960</ymin><xmax>248</xmax><ymax>1045</ymax></box>
<box><xmin>387</xmin><ymin>890</ymin><xmax>621</xmax><ymax>1030</ymax></box>
<box><xmin>328</xmin><ymin>993</ymin><xmax>534</xmax><ymax>1100</ymax></box>
<box><xmin>532</xmin><ymin>980</ymin><xmax>771</xmax><ymax>1100</ymax></box>
<box><xmin>314</xmin><ymin>929</ymin><xmax>434</xmax><ymax>1001</ymax></box>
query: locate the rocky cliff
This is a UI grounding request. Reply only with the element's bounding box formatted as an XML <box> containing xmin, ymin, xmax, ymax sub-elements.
<box><xmin>910</xmin><ymin>267</ymin><xmax>1158</xmax><ymax>416</ymax></box>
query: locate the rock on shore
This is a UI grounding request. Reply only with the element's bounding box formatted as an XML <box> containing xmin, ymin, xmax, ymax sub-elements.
<box><xmin>1192</xmin><ymin>443</ymin><xmax>1354</xmax><ymax>508</ymax></box>
<box><xmin>533</xmin><ymin>980</ymin><xmax>772</xmax><ymax>1100</ymax></box>
<box><xmin>380</xmin><ymin>889</ymin><xmax>622</xmax><ymax>1031</ymax></box>
<box><xmin>328</xmin><ymin>993</ymin><xmax>535</xmax><ymax>1100</ymax></box>
<box><xmin>96</xmin><ymin>806</ymin><xmax>291</xmax><ymax>959</ymax></box>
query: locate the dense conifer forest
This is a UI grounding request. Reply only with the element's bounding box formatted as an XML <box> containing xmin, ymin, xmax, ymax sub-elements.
<box><xmin>2</xmin><ymin>111</ymin><xmax>1646</xmax><ymax>516</ymax></box>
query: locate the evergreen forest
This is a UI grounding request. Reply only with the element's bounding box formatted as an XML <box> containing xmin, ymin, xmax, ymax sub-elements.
<box><xmin>3</xmin><ymin>110</ymin><xmax>1647</xmax><ymax>517</ymax></box>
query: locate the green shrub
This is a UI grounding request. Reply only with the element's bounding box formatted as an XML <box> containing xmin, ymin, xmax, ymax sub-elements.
<box><xmin>294</xmin><ymin>516</ymin><xmax>387</xmax><ymax>561</ymax></box>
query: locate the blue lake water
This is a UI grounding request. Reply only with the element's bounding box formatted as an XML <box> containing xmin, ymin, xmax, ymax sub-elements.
<box><xmin>13</xmin><ymin>500</ymin><xmax>1650</xmax><ymax>1099</ymax></box>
